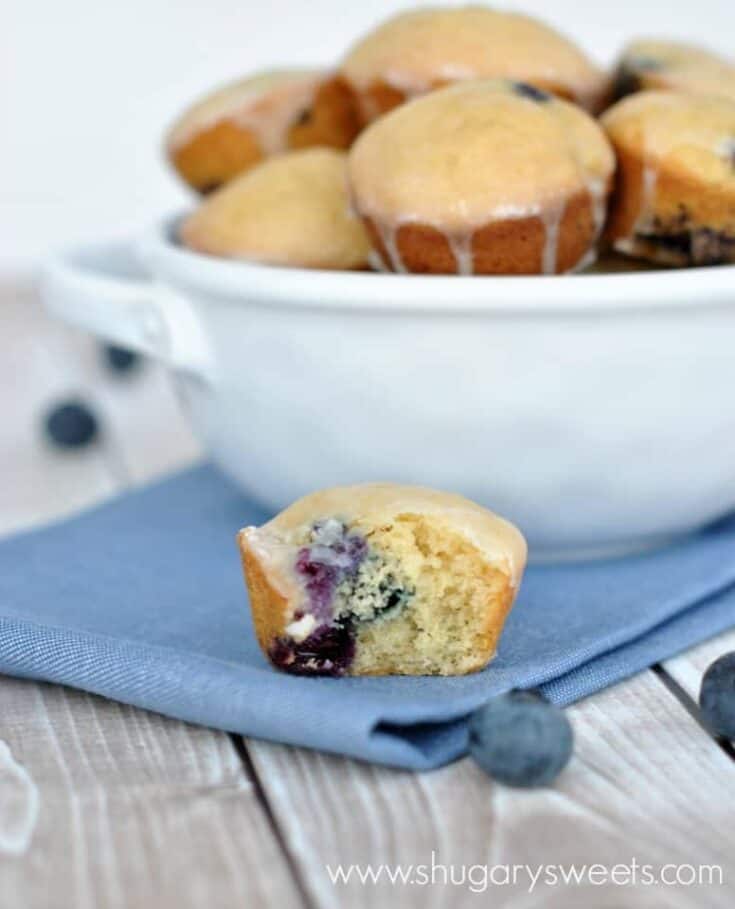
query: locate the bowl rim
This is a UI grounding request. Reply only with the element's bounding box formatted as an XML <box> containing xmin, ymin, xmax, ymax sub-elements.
<box><xmin>138</xmin><ymin>215</ymin><xmax>735</xmax><ymax>315</ymax></box>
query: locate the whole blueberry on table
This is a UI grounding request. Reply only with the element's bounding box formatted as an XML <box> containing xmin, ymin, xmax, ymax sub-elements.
<box><xmin>102</xmin><ymin>344</ymin><xmax>140</xmax><ymax>374</ymax></box>
<box><xmin>44</xmin><ymin>400</ymin><xmax>99</xmax><ymax>449</ymax></box>
<box><xmin>469</xmin><ymin>689</ymin><xmax>573</xmax><ymax>788</ymax></box>
<box><xmin>699</xmin><ymin>652</ymin><xmax>735</xmax><ymax>739</ymax></box>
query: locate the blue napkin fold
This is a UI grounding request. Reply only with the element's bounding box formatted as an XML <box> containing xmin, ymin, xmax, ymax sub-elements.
<box><xmin>1</xmin><ymin>464</ymin><xmax>733</xmax><ymax>769</ymax></box>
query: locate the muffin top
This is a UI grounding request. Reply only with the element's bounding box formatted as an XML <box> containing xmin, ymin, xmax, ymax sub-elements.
<box><xmin>348</xmin><ymin>80</ymin><xmax>615</xmax><ymax>233</ymax></box>
<box><xmin>180</xmin><ymin>148</ymin><xmax>371</xmax><ymax>269</ymax></box>
<box><xmin>241</xmin><ymin>482</ymin><xmax>527</xmax><ymax>587</ymax></box>
<box><xmin>340</xmin><ymin>5</ymin><xmax>607</xmax><ymax>110</ymax></box>
<box><xmin>601</xmin><ymin>91</ymin><xmax>735</xmax><ymax>185</ymax></box>
<box><xmin>616</xmin><ymin>41</ymin><xmax>735</xmax><ymax>102</ymax></box>
<box><xmin>166</xmin><ymin>69</ymin><xmax>323</xmax><ymax>154</ymax></box>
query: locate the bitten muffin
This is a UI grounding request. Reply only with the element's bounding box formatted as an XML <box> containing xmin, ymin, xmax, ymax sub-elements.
<box><xmin>166</xmin><ymin>70</ymin><xmax>360</xmax><ymax>193</ymax></box>
<box><xmin>180</xmin><ymin>148</ymin><xmax>371</xmax><ymax>270</ymax></box>
<box><xmin>613</xmin><ymin>41</ymin><xmax>735</xmax><ymax>103</ymax></box>
<box><xmin>340</xmin><ymin>5</ymin><xmax>609</xmax><ymax>123</ymax></box>
<box><xmin>238</xmin><ymin>483</ymin><xmax>527</xmax><ymax>677</ymax></box>
<box><xmin>347</xmin><ymin>80</ymin><xmax>615</xmax><ymax>275</ymax></box>
<box><xmin>601</xmin><ymin>91</ymin><xmax>735</xmax><ymax>266</ymax></box>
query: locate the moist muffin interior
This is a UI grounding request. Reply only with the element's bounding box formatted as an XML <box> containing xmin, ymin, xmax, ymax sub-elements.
<box><xmin>267</xmin><ymin>513</ymin><xmax>511</xmax><ymax>677</ymax></box>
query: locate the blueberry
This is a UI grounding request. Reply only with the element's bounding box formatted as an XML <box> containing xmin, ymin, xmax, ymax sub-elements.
<box><xmin>469</xmin><ymin>689</ymin><xmax>573</xmax><ymax>788</ymax></box>
<box><xmin>44</xmin><ymin>400</ymin><xmax>100</xmax><ymax>449</ymax></box>
<box><xmin>102</xmin><ymin>344</ymin><xmax>140</xmax><ymax>374</ymax></box>
<box><xmin>699</xmin><ymin>652</ymin><xmax>735</xmax><ymax>739</ymax></box>
<box><xmin>269</xmin><ymin>622</ymin><xmax>355</xmax><ymax>676</ymax></box>
<box><xmin>294</xmin><ymin>107</ymin><xmax>313</xmax><ymax>127</ymax></box>
<box><xmin>295</xmin><ymin>547</ymin><xmax>340</xmax><ymax>617</ymax></box>
<box><xmin>629</xmin><ymin>55</ymin><xmax>663</xmax><ymax>72</ymax></box>
<box><xmin>295</xmin><ymin>522</ymin><xmax>368</xmax><ymax>619</ymax></box>
<box><xmin>512</xmin><ymin>81</ymin><xmax>551</xmax><ymax>103</ymax></box>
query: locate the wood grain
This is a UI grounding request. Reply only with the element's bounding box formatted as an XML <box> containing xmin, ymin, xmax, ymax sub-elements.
<box><xmin>663</xmin><ymin>629</ymin><xmax>735</xmax><ymax>709</ymax></box>
<box><xmin>248</xmin><ymin>669</ymin><xmax>735</xmax><ymax>908</ymax></box>
<box><xmin>0</xmin><ymin>284</ymin><xmax>119</xmax><ymax>536</ymax></box>
<box><xmin>0</xmin><ymin>282</ymin><xmax>298</xmax><ymax>909</ymax></box>
<box><xmin>2</xmin><ymin>277</ymin><xmax>734</xmax><ymax>909</ymax></box>
<box><xmin>0</xmin><ymin>678</ymin><xmax>302</xmax><ymax>909</ymax></box>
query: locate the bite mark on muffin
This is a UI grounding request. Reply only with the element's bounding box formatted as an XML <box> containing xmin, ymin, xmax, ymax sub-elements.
<box><xmin>239</xmin><ymin>484</ymin><xmax>527</xmax><ymax>677</ymax></box>
<box><xmin>267</xmin><ymin>518</ymin><xmax>415</xmax><ymax>676</ymax></box>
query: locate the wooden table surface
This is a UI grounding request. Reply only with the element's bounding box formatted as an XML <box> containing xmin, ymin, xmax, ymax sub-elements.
<box><xmin>1</xmin><ymin>281</ymin><xmax>733</xmax><ymax>908</ymax></box>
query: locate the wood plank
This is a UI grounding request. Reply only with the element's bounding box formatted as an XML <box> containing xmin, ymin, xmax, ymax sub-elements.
<box><xmin>0</xmin><ymin>283</ymin><xmax>118</xmax><ymax>535</ymax></box>
<box><xmin>6</xmin><ymin>276</ymin><xmax>735</xmax><ymax>909</ymax></box>
<box><xmin>0</xmin><ymin>281</ymin><xmax>201</xmax><ymax>539</ymax></box>
<box><xmin>663</xmin><ymin>628</ymin><xmax>735</xmax><ymax>709</ymax></box>
<box><xmin>0</xmin><ymin>677</ymin><xmax>303</xmax><ymax>909</ymax></box>
<box><xmin>0</xmin><ymin>282</ymin><xmax>300</xmax><ymax>907</ymax></box>
<box><xmin>46</xmin><ymin>319</ymin><xmax>203</xmax><ymax>486</ymax></box>
<box><xmin>248</xmin><ymin>669</ymin><xmax>734</xmax><ymax>908</ymax></box>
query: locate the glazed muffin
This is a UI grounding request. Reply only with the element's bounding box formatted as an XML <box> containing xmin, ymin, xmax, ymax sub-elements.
<box><xmin>340</xmin><ymin>5</ymin><xmax>609</xmax><ymax>123</ymax></box>
<box><xmin>601</xmin><ymin>91</ymin><xmax>735</xmax><ymax>266</ymax></box>
<box><xmin>238</xmin><ymin>483</ymin><xmax>527</xmax><ymax>676</ymax></box>
<box><xmin>180</xmin><ymin>148</ymin><xmax>371</xmax><ymax>270</ymax></box>
<box><xmin>347</xmin><ymin>80</ymin><xmax>616</xmax><ymax>275</ymax></box>
<box><xmin>613</xmin><ymin>41</ymin><xmax>735</xmax><ymax>103</ymax></box>
<box><xmin>167</xmin><ymin>70</ymin><xmax>360</xmax><ymax>193</ymax></box>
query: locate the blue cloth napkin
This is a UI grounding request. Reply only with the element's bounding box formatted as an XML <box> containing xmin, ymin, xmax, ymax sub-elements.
<box><xmin>1</xmin><ymin>465</ymin><xmax>733</xmax><ymax>769</ymax></box>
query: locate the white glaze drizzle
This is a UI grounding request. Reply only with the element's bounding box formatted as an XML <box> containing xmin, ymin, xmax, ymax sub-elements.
<box><xmin>540</xmin><ymin>198</ymin><xmax>567</xmax><ymax>275</ymax></box>
<box><xmin>570</xmin><ymin>245</ymin><xmax>598</xmax><ymax>273</ymax></box>
<box><xmin>359</xmin><ymin>181</ymin><xmax>609</xmax><ymax>277</ymax></box>
<box><xmin>586</xmin><ymin>177</ymin><xmax>608</xmax><ymax>240</ymax></box>
<box><xmin>380</xmin><ymin>223</ymin><xmax>408</xmax><ymax>273</ymax></box>
<box><xmin>234</xmin><ymin>79</ymin><xmax>320</xmax><ymax>155</ymax></box>
<box><xmin>367</xmin><ymin>249</ymin><xmax>389</xmax><ymax>272</ymax></box>
<box><xmin>615</xmin><ymin>162</ymin><xmax>658</xmax><ymax>255</ymax></box>
<box><xmin>169</xmin><ymin>74</ymin><xmax>321</xmax><ymax>156</ymax></box>
<box><xmin>379</xmin><ymin>67</ymin><xmax>601</xmax><ymax>114</ymax></box>
<box><xmin>637</xmin><ymin>164</ymin><xmax>659</xmax><ymax>232</ymax></box>
<box><xmin>447</xmin><ymin>231</ymin><xmax>475</xmax><ymax>276</ymax></box>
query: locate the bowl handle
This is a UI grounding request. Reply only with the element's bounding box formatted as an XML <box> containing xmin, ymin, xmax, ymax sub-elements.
<box><xmin>40</xmin><ymin>240</ymin><xmax>215</xmax><ymax>383</ymax></box>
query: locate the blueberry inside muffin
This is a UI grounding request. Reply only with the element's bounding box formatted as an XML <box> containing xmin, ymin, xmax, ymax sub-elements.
<box><xmin>612</xmin><ymin>40</ymin><xmax>735</xmax><ymax>103</ymax></box>
<box><xmin>239</xmin><ymin>483</ymin><xmax>527</xmax><ymax>677</ymax></box>
<box><xmin>602</xmin><ymin>91</ymin><xmax>735</xmax><ymax>266</ymax></box>
<box><xmin>267</xmin><ymin>518</ymin><xmax>414</xmax><ymax>675</ymax></box>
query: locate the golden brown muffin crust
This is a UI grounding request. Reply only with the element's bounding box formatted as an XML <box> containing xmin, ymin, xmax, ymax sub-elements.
<box><xmin>614</xmin><ymin>40</ymin><xmax>735</xmax><ymax>103</ymax></box>
<box><xmin>167</xmin><ymin>70</ymin><xmax>360</xmax><ymax>192</ymax></box>
<box><xmin>602</xmin><ymin>91</ymin><xmax>735</xmax><ymax>265</ymax></box>
<box><xmin>180</xmin><ymin>148</ymin><xmax>372</xmax><ymax>270</ymax></box>
<box><xmin>238</xmin><ymin>483</ymin><xmax>527</xmax><ymax>677</ymax></box>
<box><xmin>286</xmin><ymin>76</ymin><xmax>361</xmax><ymax>151</ymax></box>
<box><xmin>171</xmin><ymin>121</ymin><xmax>264</xmax><ymax>195</ymax></box>
<box><xmin>341</xmin><ymin>5</ymin><xmax>608</xmax><ymax>117</ymax></box>
<box><xmin>349</xmin><ymin>80</ymin><xmax>614</xmax><ymax>275</ymax></box>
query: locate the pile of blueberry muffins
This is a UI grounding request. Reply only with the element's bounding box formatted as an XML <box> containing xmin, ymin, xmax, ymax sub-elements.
<box><xmin>168</xmin><ymin>5</ymin><xmax>735</xmax><ymax>275</ymax></box>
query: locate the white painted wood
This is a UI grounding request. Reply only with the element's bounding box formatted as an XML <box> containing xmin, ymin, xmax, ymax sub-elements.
<box><xmin>0</xmin><ymin>679</ymin><xmax>302</xmax><ymax>909</ymax></box>
<box><xmin>47</xmin><ymin>315</ymin><xmax>203</xmax><ymax>486</ymax></box>
<box><xmin>249</xmin><ymin>670</ymin><xmax>735</xmax><ymax>908</ymax></box>
<box><xmin>0</xmin><ymin>281</ymin><xmax>200</xmax><ymax>539</ymax></box>
<box><xmin>0</xmin><ymin>282</ymin><xmax>119</xmax><ymax>535</ymax></box>
<box><xmin>0</xmin><ymin>740</ymin><xmax>39</xmax><ymax>856</ymax></box>
<box><xmin>0</xmin><ymin>281</ymin><xmax>300</xmax><ymax>908</ymax></box>
<box><xmin>4</xmin><ymin>277</ymin><xmax>735</xmax><ymax>909</ymax></box>
<box><xmin>663</xmin><ymin>629</ymin><xmax>735</xmax><ymax>727</ymax></box>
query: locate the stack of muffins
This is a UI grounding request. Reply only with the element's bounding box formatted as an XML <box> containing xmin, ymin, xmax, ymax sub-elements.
<box><xmin>169</xmin><ymin>6</ymin><xmax>735</xmax><ymax>274</ymax></box>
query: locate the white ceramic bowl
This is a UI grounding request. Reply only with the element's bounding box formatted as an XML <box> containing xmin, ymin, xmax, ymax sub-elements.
<box><xmin>41</xmin><ymin>217</ymin><xmax>735</xmax><ymax>560</ymax></box>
